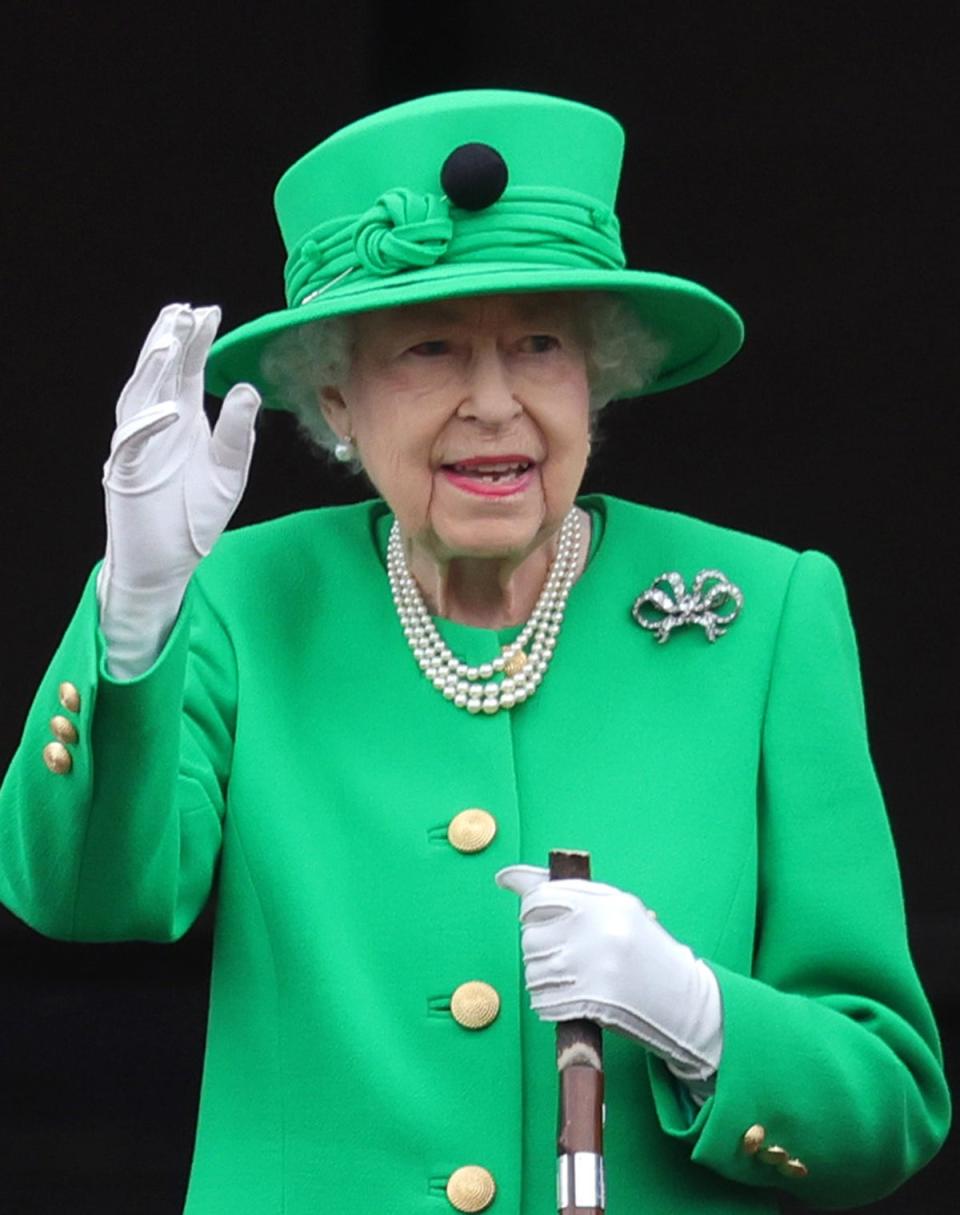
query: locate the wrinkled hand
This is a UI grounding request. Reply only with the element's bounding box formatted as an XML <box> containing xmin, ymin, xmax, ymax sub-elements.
<box><xmin>495</xmin><ymin>864</ymin><xmax>723</xmax><ymax>1085</ymax></box>
<box><xmin>97</xmin><ymin>303</ymin><xmax>260</xmax><ymax>678</ymax></box>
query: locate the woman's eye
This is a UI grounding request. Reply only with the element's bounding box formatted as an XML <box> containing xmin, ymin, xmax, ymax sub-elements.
<box><xmin>520</xmin><ymin>334</ymin><xmax>560</xmax><ymax>354</ymax></box>
<box><xmin>408</xmin><ymin>340</ymin><xmax>450</xmax><ymax>357</ymax></box>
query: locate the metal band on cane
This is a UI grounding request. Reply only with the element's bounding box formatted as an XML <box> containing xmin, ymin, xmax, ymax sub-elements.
<box><xmin>557</xmin><ymin>1152</ymin><xmax>607</xmax><ymax>1209</ymax></box>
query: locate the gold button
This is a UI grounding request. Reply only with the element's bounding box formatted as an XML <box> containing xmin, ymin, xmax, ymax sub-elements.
<box><xmin>50</xmin><ymin>715</ymin><xmax>79</xmax><ymax>745</ymax></box>
<box><xmin>760</xmin><ymin>1145</ymin><xmax>789</xmax><ymax>1166</ymax></box>
<box><xmin>451</xmin><ymin>981</ymin><xmax>501</xmax><ymax>1030</ymax></box>
<box><xmin>58</xmin><ymin>682</ymin><xmax>81</xmax><ymax>713</ymax></box>
<box><xmin>446</xmin><ymin>1165</ymin><xmax>496</xmax><ymax>1212</ymax></box>
<box><xmin>447</xmin><ymin>808</ymin><xmax>497</xmax><ymax>854</ymax></box>
<box><xmin>741</xmin><ymin>1124</ymin><xmax>766</xmax><ymax>1155</ymax></box>
<box><xmin>778</xmin><ymin>1157</ymin><xmax>809</xmax><ymax>1179</ymax></box>
<box><xmin>42</xmin><ymin>742</ymin><xmax>72</xmax><ymax>775</ymax></box>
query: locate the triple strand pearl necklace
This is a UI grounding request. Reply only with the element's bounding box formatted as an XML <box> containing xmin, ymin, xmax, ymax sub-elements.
<box><xmin>387</xmin><ymin>508</ymin><xmax>583</xmax><ymax>715</ymax></box>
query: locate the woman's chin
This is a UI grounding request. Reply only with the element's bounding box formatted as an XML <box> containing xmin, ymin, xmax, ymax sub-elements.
<box><xmin>428</xmin><ymin>511</ymin><xmax>549</xmax><ymax>562</ymax></box>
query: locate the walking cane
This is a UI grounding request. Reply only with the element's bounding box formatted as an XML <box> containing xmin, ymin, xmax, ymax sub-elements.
<box><xmin>550</xmin><ymin>849</ymin><xmax>605</xmax><ymax>1215</ymax></box>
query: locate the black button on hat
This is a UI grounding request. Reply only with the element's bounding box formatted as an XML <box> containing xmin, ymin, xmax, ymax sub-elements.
<box><xmin>440</xmin><ymin>143</ymin><xmax>509</xmax><ymax>211</ymax></box>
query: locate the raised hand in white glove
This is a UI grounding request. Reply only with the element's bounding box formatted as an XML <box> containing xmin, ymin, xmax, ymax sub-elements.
<box><xmin>97</xmin><ymin>303</ymin><xmax>261</xmax><ymax>679</ymax></box>
<box><xmin>495</xmin><ymin>865</ymin><xmax>723</xmax><ymax>1095</ymax></box>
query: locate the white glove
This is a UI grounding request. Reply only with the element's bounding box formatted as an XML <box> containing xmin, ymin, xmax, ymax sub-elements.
<box><xmin>496</xmin><ymin>865</ymin><xmax>723</xmax><ymax>1093</ymax></box>
<box><xmin>97</xmin><ymin>303</ymin><xmax>261</xmax><ymax>679</ymax></box>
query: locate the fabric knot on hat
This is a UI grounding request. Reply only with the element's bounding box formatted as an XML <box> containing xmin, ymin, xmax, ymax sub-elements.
<box><xmin>590</xmin><ymin>204</ymin><xmax>621</xmax><ymax>244</ymax></box>
<box><xmin>353</xmin><ymin>188</ymin><xmax>453</xmax><ymax>276</ymax></box>
<box><xmin>300</xmin><ymin>237</ymin><xmax>324</xmax><ymax>264</ymax></box>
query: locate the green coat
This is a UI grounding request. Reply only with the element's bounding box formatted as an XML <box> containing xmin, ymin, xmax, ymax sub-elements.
<box><xmin>0</xmin><ymin>494</ymin><xmax>949</xmax><ymax>1213</ymax></box>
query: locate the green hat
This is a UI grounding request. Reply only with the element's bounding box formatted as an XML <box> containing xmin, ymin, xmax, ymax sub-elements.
<box><xmin>205</xmin><ymin>89</ymin><xmax>743</xmax><ymax>403</ymax></box>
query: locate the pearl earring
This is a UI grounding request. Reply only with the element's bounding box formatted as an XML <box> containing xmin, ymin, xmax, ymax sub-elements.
<box><xmin>333</xmin><ymin>436</ymin><xmax>357</xmax><ymax>463</ymax></box>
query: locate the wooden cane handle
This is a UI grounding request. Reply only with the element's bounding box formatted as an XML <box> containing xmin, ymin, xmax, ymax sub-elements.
<box><xmin>549</xmin><ymin>849</ymin><xmax>591</xmax><ymax>881</ymax></box>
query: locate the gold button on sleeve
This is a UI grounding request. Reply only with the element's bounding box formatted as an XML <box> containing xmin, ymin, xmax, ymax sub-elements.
<box><xmin>451</xmin><ymin>981</ymin><xmax>501</xmax><ymax>1030</ymax></box>
<box><xmin>447</xmin><ymin>808</ymin><xmax>497</xmax><ymax>854</ymax></box>
<box><xmin>50</xmin><ymin>715</ymin><xmax>79</xmax><ymax>745</ymax></box>
<box><xmin>760</xmin><ymin>1145</ymin><xmax>789</xmax><ymax>1166</ymax></box>
<box><xmin>741</xmin><ymin>1124</ymin><xmax>766</xmax><ymax>1155</ymax></box>
<box><xmin>58</xmin><ymin>682</ymin><xmax>81</xmax><ymax>713</ymax></box>
<box><xmin>778</xmin><ymin>1157</ymin><xmax>809</xmax><ymax>1179</ymax></box>
<box><xmin>42</xmin><ymin>741</ymin><xmax>72</xmax><ymax>775</ymax></box>
<box><xmin>446</xmin><ymin>1165</ymin><xmax>496</xmax><ymax>1212</ymax></box>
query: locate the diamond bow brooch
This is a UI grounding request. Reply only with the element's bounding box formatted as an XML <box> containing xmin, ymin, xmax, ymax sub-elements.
<box><xmin>632</xmin><ymin>569</ymin><xmax>744</xmax><ymax>644</ymax></box>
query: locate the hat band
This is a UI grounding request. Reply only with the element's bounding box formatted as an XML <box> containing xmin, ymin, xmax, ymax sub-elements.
<box><xmin>284</xmin><ymin>185</ymin><xmax>626</xmax><ymax>308</ymax></box>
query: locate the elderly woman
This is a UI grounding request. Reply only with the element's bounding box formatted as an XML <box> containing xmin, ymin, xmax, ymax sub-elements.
<box><xmin>0</xmin><ymin>90</ymin><xmax>949</xmax><ymax>1214</ymax></box>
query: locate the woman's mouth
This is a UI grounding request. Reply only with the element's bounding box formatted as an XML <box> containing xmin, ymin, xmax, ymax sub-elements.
<box><xmin>439</xmin><ymin>456</ymin><xmax>537</xmax><ymax>497</ymax></box>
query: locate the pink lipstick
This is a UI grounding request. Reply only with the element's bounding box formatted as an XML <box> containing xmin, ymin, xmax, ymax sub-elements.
<box><xmin>440</xmin><ymin>455</ymin><xmax>537</xmax><ymax>498</ymax></box>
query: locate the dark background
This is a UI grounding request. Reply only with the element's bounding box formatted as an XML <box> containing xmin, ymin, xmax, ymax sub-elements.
<box><xmin>1</xmin><ymin>2</ymin><xmax>956</xmax><ymax>1210</ymax></box>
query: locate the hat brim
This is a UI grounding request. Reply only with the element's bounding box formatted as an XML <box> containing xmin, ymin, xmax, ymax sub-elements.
<box><xmin>205</xmin><ymin>263</ymin><xmax>743</xmax><ymax>404</ymax></box>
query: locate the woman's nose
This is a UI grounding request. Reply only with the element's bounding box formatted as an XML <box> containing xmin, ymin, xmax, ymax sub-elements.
<box><xmin>456</xmin><ymin>350</ymin><xmax>522</xmax><ymax>425</ymax></box>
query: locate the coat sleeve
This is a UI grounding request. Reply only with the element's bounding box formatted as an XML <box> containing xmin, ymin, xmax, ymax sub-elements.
<box><xmin>646</xmin><ymin>549</ymin><xmax>951</xmax><ymax>1208</ymax></box>
<box><xmin>0</xmin><ymin>563</ymin><xmax>236</xmax><ymax>943</ymax></box>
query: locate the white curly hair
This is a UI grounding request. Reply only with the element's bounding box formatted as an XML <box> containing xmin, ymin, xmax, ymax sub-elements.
<box><xmin>259</xmin><ymin>292</ymin><xmax>667</xmax><ymax>462</ymax></box>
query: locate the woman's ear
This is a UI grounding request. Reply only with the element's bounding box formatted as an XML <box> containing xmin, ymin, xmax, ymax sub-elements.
<box><xmin>317</xmin><ymin>385</ymin><xmax>350</xmax><ymax>440</ymax></box>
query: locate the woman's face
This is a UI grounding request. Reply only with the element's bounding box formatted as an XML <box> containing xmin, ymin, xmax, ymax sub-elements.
<box><xmin>319</xmin><ymin>292</ymin><xmax>592</xmax><ymax>565</ymax></box>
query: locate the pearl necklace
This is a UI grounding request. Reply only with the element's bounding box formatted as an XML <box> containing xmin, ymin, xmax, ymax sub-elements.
<box><xmin>387</xmin><ymin>508</ymin><xmax>583</xmax><ymax>714</ymax></box>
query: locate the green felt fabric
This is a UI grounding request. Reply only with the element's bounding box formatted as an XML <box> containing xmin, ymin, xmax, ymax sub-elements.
<box><xmin>0</xmin><ymin>495</ymin><xmax>949</xmax><ymax>1213</ymax></box>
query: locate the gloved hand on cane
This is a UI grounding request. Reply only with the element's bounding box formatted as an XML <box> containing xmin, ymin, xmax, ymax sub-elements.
<box><xmin>496</xmin><ymin>864</ymin><xmax>723</xmax><ymax>1098</ymax></box>
<box><xmin>97</xmin><ymin>303</ymin><xmax>261</xmax><ymax>679</ymax></box>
